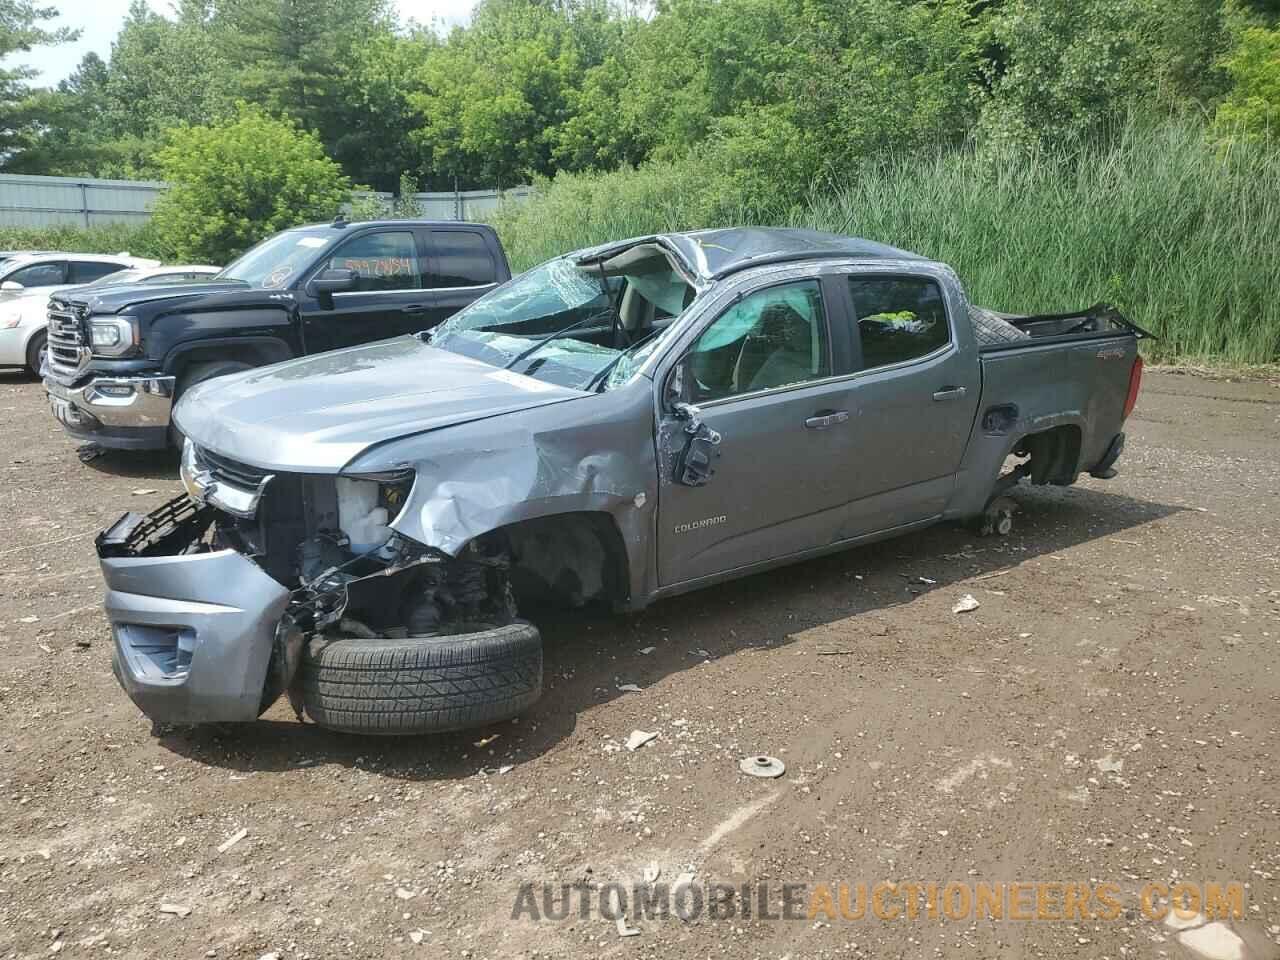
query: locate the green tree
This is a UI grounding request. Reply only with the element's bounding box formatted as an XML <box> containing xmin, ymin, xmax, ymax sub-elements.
<box><xmin>410</xmin><ymin>0</ymin><xmax>624</xmax><ymax>187</ymax></box>
<box><xmin>3</xmin><ymin>51</ymin><xmax>109</xmax><ymax>174</ymax></box>
<box><xmin>0</xmin><ymin>0</ymin><xmax>78</xmax><ymax>164</ymax></box>
<box><xmin>584</xmin><ymin>0</ymin><xmax>799</xmax><ymax>165</ymax></box>
<box><xmin>327</xmin><ymin>30</ymin><xmax>434</xmax><ymax>191</ymax></box>
<box><xmin>977</xmin><ymin>0</ymin><xmax>1234</xmax><ymax>149</ymax></box>
<box><xmin>102</xmin><ymin>0</ymin><xmax>231</xmax><ymax>139</ymax></box>
<box><xmin>149</xmin><ymin>105</ymin><xmax>352</xmax><ymax>263</ymax></box>
<box><xmin>216</xmin><ymin>0</ymin><xmax>398</xmax><ymax>170</ymax></box>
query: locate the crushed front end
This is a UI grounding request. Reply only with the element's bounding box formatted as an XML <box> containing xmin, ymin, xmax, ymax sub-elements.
<box><xmin>97</xmin><ymin>441</ymin><xmax>517</xmax><ymax>727</ymax></box>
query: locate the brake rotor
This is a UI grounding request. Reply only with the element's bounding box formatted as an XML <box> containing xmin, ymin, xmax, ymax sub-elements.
<box><xmin>739</xmin><ymin>755</ymin><xmax>786</xmax><ymax>779</ymax></box>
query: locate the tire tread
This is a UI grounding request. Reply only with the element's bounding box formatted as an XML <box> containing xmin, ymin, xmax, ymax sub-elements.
<box><xmin>300</xmin><ymin>622</ymin><xmax>542</xmax><ymax>734</ymax></box>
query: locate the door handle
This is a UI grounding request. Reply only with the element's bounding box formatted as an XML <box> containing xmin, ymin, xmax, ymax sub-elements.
<box><xmin>401</xmin><ymin>304</ymin><xmax>428</xmax><ymax>315</ymax></box>
<box><xmin>804</xmin><ymin>410</ymin><xmax>850</xmax><ymax>430</ymax></box>
<box><xmin>933</xmin><ymin>386</ymin><xmax>968</xmax><ymax>401</ymax></box>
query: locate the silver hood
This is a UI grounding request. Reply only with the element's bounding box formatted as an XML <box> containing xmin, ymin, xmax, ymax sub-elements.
<box><xmin>173</xmin><ymin>336</ymin><xmax>589</xmax><ymax>473</ymax></box>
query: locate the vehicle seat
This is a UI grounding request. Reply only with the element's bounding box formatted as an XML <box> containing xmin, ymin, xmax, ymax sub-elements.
<box><xmin>733</xmin><ymin>303</ymin><xmax>814</xmax><ymax>393</ymax></box>
<box><xmin>619</xmin><ymin>283</ymin><xmax>655</xmax><ymax>334</ymax></box>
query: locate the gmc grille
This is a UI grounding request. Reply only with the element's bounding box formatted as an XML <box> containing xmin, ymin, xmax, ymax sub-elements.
<box><xmin>46</xmin><ymin>300</ymin><xmax>89</xmax><ymax>375</ymax></box>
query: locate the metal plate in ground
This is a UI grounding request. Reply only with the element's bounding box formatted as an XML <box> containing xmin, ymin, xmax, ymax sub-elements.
<box><xmin>740</xmin><ymin>755</ymin><xmax>786</xmax><ymax>778</ymax></box>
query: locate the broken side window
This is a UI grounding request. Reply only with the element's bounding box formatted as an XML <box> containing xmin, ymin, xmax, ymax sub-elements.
<box><xmin>683</xmin><ymin>280</ymin><xmax>831</xmax><ymax>402</ymax></box>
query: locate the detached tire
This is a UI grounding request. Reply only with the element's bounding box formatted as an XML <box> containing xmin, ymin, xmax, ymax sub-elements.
<box><xmin>300</xmin><ymin>622</ymin><xmax>543</xmax><ymax>735</ymax></box>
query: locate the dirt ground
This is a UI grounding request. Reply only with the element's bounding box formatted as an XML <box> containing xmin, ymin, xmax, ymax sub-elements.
<box><xmin>2</xmin><ymin>368</ymin><xmax>1278</xmax><ymax>960</ymax></box>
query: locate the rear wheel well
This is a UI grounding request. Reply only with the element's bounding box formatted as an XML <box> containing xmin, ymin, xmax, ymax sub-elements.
<box><xmin>1013</xmin><ymin>424</ymin><xmax>1082</xmax><ymax>486</ymax></box>
<box><xmin>471</xmin><ymin>512</ymin><xmax>631</xmax><ymax>613</ymax></box>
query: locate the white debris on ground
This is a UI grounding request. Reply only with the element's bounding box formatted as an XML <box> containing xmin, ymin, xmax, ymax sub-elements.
<box><xmin>625</xmin><ymin>730</ymin><xmax>659</xmax><ymax>751</ymax></box>
<box><xmin>215</xmin><ymin>828</ymin><xmax>248</xmax><ymax>854</ymax></box>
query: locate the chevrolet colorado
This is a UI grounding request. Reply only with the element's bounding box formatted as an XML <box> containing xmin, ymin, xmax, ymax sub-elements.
<box><xmin>94</xmin><ymin>228</ymin><xmax>1145</xmax><ymax>735</ymax></box>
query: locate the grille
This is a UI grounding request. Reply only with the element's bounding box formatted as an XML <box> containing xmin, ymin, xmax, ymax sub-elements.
<box><xmin>46</xmin><ymin>299</ymin><xmax>89</xmax><ymax>375</ymax></box>
<box><xmin>199</xmin><ymin>446</ymin><xmax>272</xmax><ymax>488</ymax></box>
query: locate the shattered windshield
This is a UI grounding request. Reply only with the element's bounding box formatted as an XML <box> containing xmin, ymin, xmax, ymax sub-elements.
<box><xmin>430</xmin><ymin>255</ymin><xmax>695</xmax><ymax>391</ymax></box>
<box><xmin>217</xmin><ymin>227</ymin><xmax>341</xmax><ymax>289</ymax></box>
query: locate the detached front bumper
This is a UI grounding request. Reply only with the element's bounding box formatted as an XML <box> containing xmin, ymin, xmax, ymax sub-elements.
<box><xmin>44</xmin><ymin>371</ymin><xmax>175</xmax><ymax>450</ymax></box>
<box><xmin>98</xmin><ymin>501</ymin><xmax>291</xmax><ymax>723</ymax></box>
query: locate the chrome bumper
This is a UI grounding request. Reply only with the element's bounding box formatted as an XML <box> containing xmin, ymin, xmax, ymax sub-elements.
<box><xmin>44</xmin><ymin>372</ymin><xmax>175</xmax><ymax>430</ymax></box>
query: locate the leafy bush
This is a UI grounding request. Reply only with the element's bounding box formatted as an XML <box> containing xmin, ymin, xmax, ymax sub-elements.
<box><xmin>1214</xmin><ymin>27</ymin><xmax>1280</xmax><ymax>144</ymax></box>
<box><xmin>978</xmin><ymin>0</ymin><xmax>1231</xmax><ymax>150</ymax></box>
<box><xmin>149</xmin><ymin>105</ymin><xmax>352</xmax><ymax>263</ymax></box>
<box><xmin>492</xmin><ymin>117</ymin><xmax>1280</xmax><ymax>364</ymax></box>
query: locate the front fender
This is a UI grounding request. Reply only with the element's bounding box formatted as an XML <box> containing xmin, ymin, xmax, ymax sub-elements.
<box><xmin>348</xmin><ymin>379</ymin><xmax>660</xmax><ymax>605</ymax></box>
<box><xmin>149</xmin><ymin>305</ymin><xmax>297</xmax><ymax>368</ymax></box>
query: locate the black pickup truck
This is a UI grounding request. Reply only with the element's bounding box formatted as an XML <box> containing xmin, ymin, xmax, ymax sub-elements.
<box><xmin>43</xmin><ymin>218</ymin><xmax>511</xmax><ymax>450</ymax></box>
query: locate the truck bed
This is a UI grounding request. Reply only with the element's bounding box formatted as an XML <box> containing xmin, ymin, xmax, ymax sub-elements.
<box><xmin>972</xmin><ymin>302</ymin><xmax>1148</xmax><ymax>352</ymax></box>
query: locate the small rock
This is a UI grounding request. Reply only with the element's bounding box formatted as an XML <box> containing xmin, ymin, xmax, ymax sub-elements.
<box><xmin>158</xmin><ymin>902</ymin><xmax>192</xmax><ymax>919</ymax></box>
<box><xmin>19</xmin><ymin>615</ymin><xmax>39</xmax><ymax>624</ymax></box>
<box><xmin>473</xmin><ymin>734</ymin><xmax>499</xmax><ymax>748</ymax></box>
<box><xmin>1093</xmin><ymin>754</ymin><xmax>1124</xmax><ymax>774</ymax></box>
<box><xmin>498</xmin><ymin>765</ymin><xmax>514</xmax><ymax>775</ymax></box>
<box><xmin>616</xmin><ymin>683</ymin><xmax>642</xmax><ymax>693</ymax></box>
<box><xmin>951</xmin><ymin>594</ymin><xmax>980</xmax><ymax>614</ymax></box>
<box><xmin>1177</xmin><ymin>922</ymin><xmax>1245</xmax><ymax>960</ymax></box>
<box><xmin>638</xmin><ymin>646</ymin><xmax>656</xmax><ymax>655</ymax></box>
<box><xmin>409</xmin><ymin>930</ymin><xmax>428</xmax><ymax>944</ymax></box>
<box><xmin>395</xmin><ymin>887</ymin><xmax>416</xmax><ymax>900</ymax></box>
<box><xmin>131</xmin><ymin>488</ymin><xmax>157</xmax><ymax>495</ymax></box>
<box><xmin>625</xmin><ymin>730</ymin><xmax>659</xmax><ymax>751</ymax></box>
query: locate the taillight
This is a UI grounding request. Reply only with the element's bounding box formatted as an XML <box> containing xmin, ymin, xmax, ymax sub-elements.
<box><xmin>1123</xmin><ymin>355</ymin><xmax>1143</xmax><ymax>420</ymax></box>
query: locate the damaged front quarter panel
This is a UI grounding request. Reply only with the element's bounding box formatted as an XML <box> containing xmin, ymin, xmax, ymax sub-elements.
<box><xmin>341</xmin><ymin>378</ymin><xmax>660</xmax><ymax>603</ymax></box>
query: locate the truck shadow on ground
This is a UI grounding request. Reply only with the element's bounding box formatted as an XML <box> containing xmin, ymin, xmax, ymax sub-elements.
<box><xmin>158</xmin><ymin>482</ymin><xmax>1184</xmax><ymax>779</ymax></box>
<box><xmin>76</xmin><ymin>446</ymin><xmax>178</xmax><ymax>479</ymax></box>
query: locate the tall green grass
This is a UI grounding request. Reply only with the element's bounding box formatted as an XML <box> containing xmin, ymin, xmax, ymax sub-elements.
<box><xmin>0</xmin><ymin>222</ymin><xmax>170</xmax><ymax>261</ymax></box>
<box><xmin>491</xmin><ymin>118</ymin><xmax>1280</xmax><ymax>364</ymax></box>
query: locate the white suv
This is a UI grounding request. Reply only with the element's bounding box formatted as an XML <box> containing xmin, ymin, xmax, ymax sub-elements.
<box><xmin>0</xmin><ymin>262</ymin><xmax>217</xmax><ymax>374</ymax></box>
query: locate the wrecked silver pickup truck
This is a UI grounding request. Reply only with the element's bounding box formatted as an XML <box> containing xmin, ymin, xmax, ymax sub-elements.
<box><xmin>96</xmin><ymin>228</ymin><xmax>1146</xmax><ymax>735</ymax></box>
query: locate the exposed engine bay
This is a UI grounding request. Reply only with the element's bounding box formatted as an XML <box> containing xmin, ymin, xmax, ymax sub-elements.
<box><xmin>96</xmin><ymin>443</ymin><xmax>532</xmax><ymax>727</ymax></box>
<box><xmin>101</xmin><ymin>491</ymin><xmax>515</xmax><ymax>637</ymax></box>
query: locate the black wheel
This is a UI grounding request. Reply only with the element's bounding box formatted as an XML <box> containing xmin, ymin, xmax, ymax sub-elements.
<box><xmin>25</xmin><ymin>330</ymin><xmax>47</xmax><ymax>376</ymax></box>
<box><xmin>299</xmin><ymin>622</ymin><xmax>543</xmax><ymax>735</ymax></box>
<box><xmin>168</xmin><ymin>360</ymin><xmax>252</xmax><ymax>448</ymax></box>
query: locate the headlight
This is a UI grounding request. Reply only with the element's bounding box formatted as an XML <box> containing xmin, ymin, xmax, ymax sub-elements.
<box><xmin>89</xmin><ymin>316</ymin><xmax>139</xmax><ymax>356</ymax></box>
<box><xmin>0</xmin><ymin>309</ymin><xmax>22</xmax><ymax>329</ymax></box>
